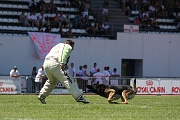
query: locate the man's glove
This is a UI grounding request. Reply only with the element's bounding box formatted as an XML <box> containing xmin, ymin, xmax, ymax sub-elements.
<box><xmin>60</xmin><ymin>64</ymin><xmax>68</xmax><ymax>71</ymax></box>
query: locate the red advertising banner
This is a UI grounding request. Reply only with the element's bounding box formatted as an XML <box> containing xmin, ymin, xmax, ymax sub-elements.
<box><xmin>28</xmin><ymin>32</ymin><xmax>61</xmax><ymax>59</ymax></box>
<box><xmin>124</xmin><ymin>25</ymin><xmax>139</xmax><ymax>33</ymax></box>
<box><xmin>130</xmin><ymin>78</ymin><xmax>180</xmax><ymax>94</ymax></box>
<box><xmin>0</xmin><ymin>77</ymin><xmax>21</xmax><ymax>94</ymax></box>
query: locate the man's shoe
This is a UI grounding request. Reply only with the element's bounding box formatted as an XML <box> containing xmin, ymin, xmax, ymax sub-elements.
<box><xmin>38</xmin><ymin>95</ymin><xmax>46</xmax><ymax>104</ymax></box>
<box><xmin>77</xmin><ymin>96</ymin><xmax>89</xmax><ymax>104</ymax></box>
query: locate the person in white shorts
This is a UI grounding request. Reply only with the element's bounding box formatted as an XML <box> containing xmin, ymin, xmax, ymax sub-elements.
<box><xmin>38</xmin><ymin>40</ymin><xmax>89</xmax><ymax>104</ymax></box>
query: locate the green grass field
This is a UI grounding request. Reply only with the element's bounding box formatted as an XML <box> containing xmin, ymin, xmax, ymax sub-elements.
<box><xmin>0</xmin><ymin>95</ymin><xmax>180</xmax><ymax>120</ymax></box>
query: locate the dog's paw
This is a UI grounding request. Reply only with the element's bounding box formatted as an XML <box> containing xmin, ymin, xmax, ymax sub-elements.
<box><xmin>120</xmin><ymin>102</ymin><xmax>129</xmax><ymax>104</ymax></box>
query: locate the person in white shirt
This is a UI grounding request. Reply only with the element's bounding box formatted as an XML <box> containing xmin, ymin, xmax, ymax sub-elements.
<box><xmin>93</xmin><ymin>68</ymin><xmax>104</xmax><ymax>84</ymax></box>
<box><xmin>82</xmin><ymin>64</ymin><xmax>90</xmax><ymax>80</ymax></box>
<box><xmin>38</xmin><ymin>11</ymin><xmax>49</xmax><ymax>27</ymax></box>
<box><xmin>111</xmin><ymin>68</ymin><xmax>120</xmax><ymax>77</ymax></box>
<box><xmin>90</xmin><ymin>63</ymin><xmax>97</xmax><ymax>77</ymax></box>
<box><xmin>10</xmin><ymin>66</ymin><xmax>20</xmax><ymax>78</ymax></box>
<box><xmin>111</xmin><ymin>68</ymin><xmax>120</xmax><ymax>86</ymax></box>
<box><xmin>27</xmin><ymin>11</ymin><xmax>39</xmax><ymax>27</ymax></box>
<box><xmin>82</xmin><ymin>64</ymin><xmax>90</xmax><ymax>92</ymax></box>
<box><xmin>35</xmin><ymin>66</ymin><xmax>46</xmax><ymax>93</ymax></box>
<box><xmin>76</xmin><ymin>66</ymin><xmax>83</xmax><ymax>77</ymax></box>
<box><xmin>102</xmin><ymin>22</ymin><xmax>110</xmax><ymax>35</ymax></box>
<box><xmin>103</xmin><ymin>66</ymin><xmax>110</xmax><ymax>85</ymax></box>
<box><xmin>68</xmin><ymin>63</ymin><xmax>76</xmax><ymax>78</ymax></box>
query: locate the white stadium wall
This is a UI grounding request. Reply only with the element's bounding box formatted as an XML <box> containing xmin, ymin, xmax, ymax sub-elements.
<box><xmin>0</xmin><ymin>33</ymin><xmax>180</xmax><ymax>77</ymax></box>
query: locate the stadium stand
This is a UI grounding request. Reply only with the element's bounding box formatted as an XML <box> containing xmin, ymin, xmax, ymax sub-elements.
<box><xmin>0</xmin><ymin>0</ymin><xmax>114</xmax><ymax>39</ymax></box>
<box><xmin>0</xmin><ymin>0</ymin><xmax>180</xmax><ymax>39</ymax></box>
<box><xmin>126</xmin><ymin>0</ymin><xmax>180</xmax><ymax>33</ymax></box>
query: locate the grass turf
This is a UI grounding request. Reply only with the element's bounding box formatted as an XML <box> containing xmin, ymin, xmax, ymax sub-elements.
<box><xmin>0</xmin><ymin>95</ymin><xmax>180</xmax><ymax>120</ymax></box>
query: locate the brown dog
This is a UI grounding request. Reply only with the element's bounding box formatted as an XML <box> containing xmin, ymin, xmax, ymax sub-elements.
<box><xmin>87</xmin><ymin>78</ymin><xmax>137</xmax><ymax>104</ymax></box>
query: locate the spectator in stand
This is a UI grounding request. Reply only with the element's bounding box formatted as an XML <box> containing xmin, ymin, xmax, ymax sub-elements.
<box><xmin>27</xmin><ymin>11</ymin><xmax>39</xmax><ymax>27</ymax></box>
<box><xmin>94</xmin><ymin>22</ymin><xmax>104</xmax><ymax>34</ymax></box>
<box><xmin>19</xmin><ymin>11</ymin><xmax>30</xmax><ymax>26</ymax></box>
<box><xmin>29</xmin><ymin>0</ymin><xmax>37</xmax><ymax>11</ymax></box>
<box><xmin>102</xmin><ymin>22</ymin><xmax>110</xmax><ymax>35</ymax></box>
<box><xmin>148</xmin><ymin>3</ymin><xmax>158</xmax><ymax>18</ymax></box>
<box><xmin>134</xmin><ymin>17</ymin><xmax>140</xmax><ymax>25</ymax></box>
<box><xmin>81</xmin><ymin>1</ymin><xmax>91</xmax><ymax>18</ymax></box>
<box><xmin>150</xmin><ymin>17</ymin><xmax>160</xmax><ymax>29</ymax></box>
<box><xmin>35</xmin><ymin>66</ymin><xmax>46</xmax><ymax>93</ymax></box>
<box><xmin>58</xmin><ymin>27</ymin><xmax>65</xmax><ymax>37</ymax></box>
<box><xmin>70</xmin><ymin>0</ymin><xmax>79</xmax><ymax>8</ymax></box>
<box><xmin>62</xmin><ymin>0</ymin><xmax>71</xmax><ymax>7</ymax></box>
<box><xmin>68</xmin><ymin>63</ymin><xmax>76</xmax><ymax>78</ymax></box>
<box><xmin>93</xmin><ymin>68</ymin><xmax>104</xmax><ymax>84</ymax></box>
<box><xmin>73</xmin><ymin>14</ymin><xmax>82</xmax><ymax>29</ymax></box>
<box><xmin>174</xmin><ymin>1</ymin><xmax>180</xmax><ymax>17</ymax></box>
<box><xmin>53</xmin><ymin>12</ymin><xmax>60</xmax><ymax>28</ymax></box>
<box><xmin>102</xmin><ymin>0</ymin><xmax>110</xmax><ymax>22</ymax></box>
<box><xmin>38</xmin><ymin>11</ymin><xmax>49</xmax><ymax>27</ymax></box>
<box><xmin>125</xmin><ymin>0</ymin><xmax>132</xmax><ymax>16</ymax></box>
<box><xmin>140</xmin><ymin>15</ymin><xmax>150</xmax><ymax>29</ymax></box>
<box><xmin>97</xmin><ymin>22</ymin><xmax>104</xmax><ymax>34</ymax></box>
<box><xmin>37</xmin><ymin>0</ymin><xmax>48</xmax><ymax>12</ymax></box>
<box><xmin>86</xmin><ymin>20</ymin><xmax>95</xmax><ymax>34</ymax></box>
<box><xmin>81</xmin><ymin>15</ymin><xmax>89</xmax><ymax>29</ymax></box>
<box><xmin>10</xmin><ymin>66</ymin><xmax>21</xmax><ymax>78</ymax></box>
<box><xmin>78</xmin><ymin>1</ymin><xmax>84</xmax><ymax>15</ymax></box>
<box><xmin>64</xmin><ymin>15</ymin><xmax>72</xmax><ymax>28</ymax></box>
<box><xmin>141</xmin><ymin>9</ymin><xmax>149</xmax><ymax>19</ymax></box>
<box><xmin>65</xmin><ymin>28</ymin><xmax>73</xmax><ymax>38</ymax></box>
<box><xmin>47</xmin><ymin>0</ymin><xmax>58</xmax><ymax>13</ymax></box>
<box><xmin>59</xmin><ymin>12</ymin><xmax>66</xmax><ymax>28</ymax></box>
<box><xmin>133</xmin><ymin>0</ymin><xmax>141</xmax><ymax>11</ymax></box>
<box><xmin>45</xmin><ymin>25</ymin><xmax>51</xmax><ymax>32</ymax></box>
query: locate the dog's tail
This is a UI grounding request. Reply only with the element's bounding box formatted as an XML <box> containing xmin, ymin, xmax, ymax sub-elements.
<box><xmin>133</xmin><ymin>78</ymin><xmax>137</xmax><ymax>94</ymax></box>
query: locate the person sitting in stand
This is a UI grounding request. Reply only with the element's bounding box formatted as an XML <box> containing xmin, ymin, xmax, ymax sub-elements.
<box><xmin>19</xmin><ymin>11</ymin><xmax>30</xmax><ymax>26</ymax></box>
<box><xmin>86</xmin><ymin>20</ymin><xmax>95</xmax><ymax>34</ymax></box>
<box><xmin>38</xmin><ymin>11</ymin><xmax>49</xmax><ymax>27</ymax></box>
<box><xmin>102</xmin><ymin>22</ymin><xmax>110</xmax><ymax>35</ymax></box>
<box><xmin>65</xmin><ymin>28</ymin><xmax>73</xmax><ymax>38</ymax></box>
<box><xmin>150</xmin><ymin>17</ymin><xmax>160</xmax><ymax>29</ymax></box>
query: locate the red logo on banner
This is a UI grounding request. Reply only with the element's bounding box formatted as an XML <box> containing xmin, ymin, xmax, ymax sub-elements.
<box><xmin>146</xmin><ymin>79</ymin><xmax>153</xmax><ymax>86</ymax></box>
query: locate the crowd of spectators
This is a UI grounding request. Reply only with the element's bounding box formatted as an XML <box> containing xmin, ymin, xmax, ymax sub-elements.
<box><xmin>125</xmin><ymin>0</ymin><xmax>180</xmax><ymax>31</ymax></box>
<box><xmin>18</xmin><ymin>0</ymin><xmax>111</xmax><ymax>38</ymax></box>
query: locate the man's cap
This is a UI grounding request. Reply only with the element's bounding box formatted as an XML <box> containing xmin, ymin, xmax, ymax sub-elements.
<box><xmin>13</xmin><ymin>66</ymin><xmax>17</xmax><ymax>69</ymax></box>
